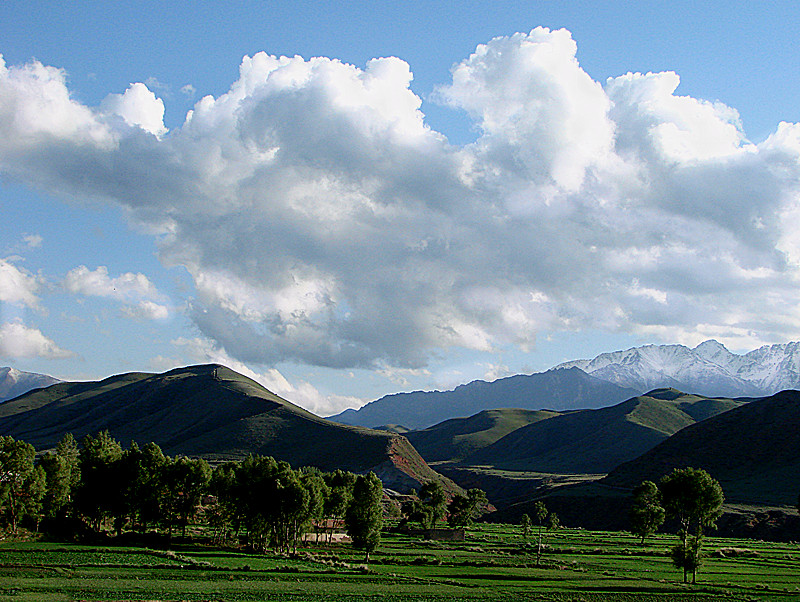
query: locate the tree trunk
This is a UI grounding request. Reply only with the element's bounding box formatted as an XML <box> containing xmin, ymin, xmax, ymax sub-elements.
<box><xmin>8</xmin><ymin>493</ymin><xmax>18</xmax><ymax>533</ymax></box>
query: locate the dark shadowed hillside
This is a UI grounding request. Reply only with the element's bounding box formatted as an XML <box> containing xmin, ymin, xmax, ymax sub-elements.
<box><xmin>602</xmin><ymin>389</ymin><xmax>800</xmax><ymax>505</ymax></box>
<box><xmin>331</xmin><ymin>368</ymin><xmax>638</xmax><ymax>430</ymax></box>
<box><xmin>461</xmin><ymin>389</ymin><xmax>745</xmax><ymax>473</ymax></box>
<box><xmin>0</xmin><ymin>364</ymin><xmax>451</xmax><ymax>494</ymax></box>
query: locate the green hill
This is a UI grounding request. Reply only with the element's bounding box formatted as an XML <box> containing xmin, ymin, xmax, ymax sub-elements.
<box><xmin>406</xmin><ymin>408</ymin><xmax>557</xmax><ymax>462</ymax></box>
<box><xmin>602</xmin><ymin>389</ymin><xmax>800</xmax><ymax>505</ymax></box>
<box><xmin>0</xmin><ymin>364</ymin><xmax>451</xmax><ymax>494</ymax></box>
<box><xmin>464</xmin><ymin>389</ymin><xmax>744</xmax><ymax>474</ymax></box>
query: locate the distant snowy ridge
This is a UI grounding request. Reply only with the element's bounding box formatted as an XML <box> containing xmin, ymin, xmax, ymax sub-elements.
<box><xmin>555</xmin><ymin>340</ymin><xmax>800</xmax><ymax>397</ymax></box>
<box><xmin>0</xmin><ymin>367</ymin><xmax>62</xmax><ymax>402</ymax></box>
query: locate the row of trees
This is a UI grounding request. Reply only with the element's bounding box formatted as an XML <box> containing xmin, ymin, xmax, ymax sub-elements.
<box><xmin>629</xmin><ymin>467</ymin><xmax>725</xmax><ymax>584</ymax></box>
<box><xmin>0</xmin><ymin>433</ymin><xmax>384</xmax><ymax>560</ymax></box>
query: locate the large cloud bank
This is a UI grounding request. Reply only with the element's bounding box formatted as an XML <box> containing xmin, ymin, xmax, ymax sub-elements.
<box><xmin>2</xmin><ymin>27</ymin><xmax>799</xmax><ymax>371</ymax></box>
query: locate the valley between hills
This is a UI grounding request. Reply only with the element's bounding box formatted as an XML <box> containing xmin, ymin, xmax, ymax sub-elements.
<box><xmin>2</xmin><ymin>340</ymin><xmax>800</xmax><ymax>542</ymax></box>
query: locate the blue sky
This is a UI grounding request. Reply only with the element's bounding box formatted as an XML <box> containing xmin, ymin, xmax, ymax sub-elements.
<box><xmin>2</xmin><ymin>1</ymin><xmax>800</xmax><ymax>415</ymax></box>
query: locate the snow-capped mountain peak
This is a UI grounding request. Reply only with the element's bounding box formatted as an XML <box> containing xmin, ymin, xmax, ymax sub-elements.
<box><xmin>554</xmin><ymin>340</ymin><xmax>800</xmax><ymax>397</ymax></box>
<box><xmin>0</xmin><ymin>367</ymin><xmax>62</xmax><ymax>402</ymax></box>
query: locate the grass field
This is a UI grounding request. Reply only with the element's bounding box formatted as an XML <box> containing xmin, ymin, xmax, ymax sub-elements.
<box><xmin>2</xmin><ymin>523</ymin><xmax>799</xmax><ymax>601</ymax></box>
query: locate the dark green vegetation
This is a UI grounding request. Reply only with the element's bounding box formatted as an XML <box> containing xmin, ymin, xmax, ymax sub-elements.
<box><xmin>0</xmin><ymin>364</ymin><xmax>448</xmax><ymax>493</ymax></box>
<box><xmin>345</xmin><ymin>473</ymin><xmax>384</xmax><ymax>562</ymax></box>
<box><xmin>604</xmin><ymin>390</ymin><xmax>800</xmax><ymax>506</ymax></box>
<box><xmin>0</xmin><ymin>436</ymin><xmax>45</xmax><ymax>532</ymax></box>
<box><xmin>1</xmin><ymin>430</ymin><xmax>390</xmax><ymax>569</ymax></box>
<box><xmin>331</xmin><ymin>367</ymin><xmax>638</xmax><ymax>429</ymax></box>
<box><xmin>3</xmin><ymin>524</ymin><xmax>800</xmax><ymax>601</ymax></box>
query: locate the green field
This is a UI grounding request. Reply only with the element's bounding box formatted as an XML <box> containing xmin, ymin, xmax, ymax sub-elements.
<box><xmin>2</xmin><ymin>524</ymin><xmax>799</xmax><ymax>601</ymax></box>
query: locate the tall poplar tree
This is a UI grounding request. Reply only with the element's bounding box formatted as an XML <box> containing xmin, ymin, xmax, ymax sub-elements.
<box><xmin>345</xmin><ymin>472</ymin><xmax>383</xmax><ymax>562</ymax></box>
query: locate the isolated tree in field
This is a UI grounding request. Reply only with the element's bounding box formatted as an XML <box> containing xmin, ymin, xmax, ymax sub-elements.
<box><xmin>345</xmin><ymin>472</ymin><xmax>383</xmax><ymax>562</ymax></box>
<box><xmin>447</xmin><ymin>488</ymin><xmax>487</xmax><ymax>527</ymax></box>
<box><xmin>660</xmin><ymin>467</ymin><xmax>724</xmax><ymax>584</ymax></box>
<box><xmin>533</xmin><ymin>501</ymin><xmax>549</xmax><ymax>565</ymax></box>
<box><xmin>629</xmin><ymin>480</ymin><xmax>665</xmax><ymax>545</ymax></box>
<box><xmin>520</xmin><ymin>513</ymin><xmax>531</xmax><ymax>537</ymax></box>
<box><xmin>418</xmin><ymin>481</ymin><xmax>447</xmax><ymax>528</ymax></box>
<box><xmin>0</xmin><ymin>436</ymin><xmax>45</xmax><ymax>532</ymax></box>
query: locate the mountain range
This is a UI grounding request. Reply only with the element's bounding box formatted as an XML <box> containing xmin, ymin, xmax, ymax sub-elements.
<box><xmin>4</xmin><ymin>338</ymin><xmax>800</xmax><ymax>516</ymax></box>
<box><xmin>0</xmin><ymin>366</ymin><xmax>62</xmax><ymax>402</ymax></box>
<box><xmin>331</xmin><ymin>368</ymin><xmax>638</xmax><ymax>429</ymax></box>
<box><xmin>332</xmin><ymin>340</ymin><xmax>800</xmax><ymax>429</ymax></box>
<box><xmin>0</xmin><ymin>364</ymin><xmax>452</xmax><ymax>494</ymax></box>
<box><xmin>557</xmin><ymin>339</ymin><xmax>800</xmax><ymax>397</ymax></box>
<box><xmin>404</xmin><ymin>389</ymin><xmax>750</xmax><ymax>509</ymax></box>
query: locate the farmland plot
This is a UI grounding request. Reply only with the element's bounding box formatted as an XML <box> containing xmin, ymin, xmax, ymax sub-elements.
<box><xmin>2</xmin><ymin>524</ymin><xmax>799</xmax><ymax>601</ymax></box>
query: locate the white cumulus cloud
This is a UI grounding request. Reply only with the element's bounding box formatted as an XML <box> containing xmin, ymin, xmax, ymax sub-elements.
<box><xmin>64</xmin><ymin>265</ymin><xmax>160</xmax><ymax>299</ymax></box>
<box><xmin>101</xmin><ymin>82</ymin><xmax>167</xmax><ymax>137</ymax></box>
<box><xmin>0</xmin><ymin>258</ymin><xmax>41</xmax><ymax>308</ymax></box>
<box><xmin>64</xmin><ymin>265</ymin><xmax>169</xmax><ymax>319</ymax></box>
<box><xmin>1</xmin><ymin>28</ymin><xmax>800</xmax><ymax>371</ymax></box>
<box><xmin>0</xmin><ymin>321</ymin><xmax>73</xmax><ymax>359</ymax></box>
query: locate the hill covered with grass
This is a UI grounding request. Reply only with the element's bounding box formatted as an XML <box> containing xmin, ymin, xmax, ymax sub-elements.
<box><xmin>0</xmin><ymin>364</ymin><xmax>449</xmax><ymax>493</ymax></box>
<box><xmin>461</xmin><ymin>389</ymin><xmax>745</xmax><ymax>473</ymax></box>
<box><xmin>405</xmin><ymin>408</ymin><xmax>557</xmax><ymax>462</ymax></box>
<box><xmin>602</xmin><ymin>389</ymin><xmax>800</xmax><ymax>505</ymax></box>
